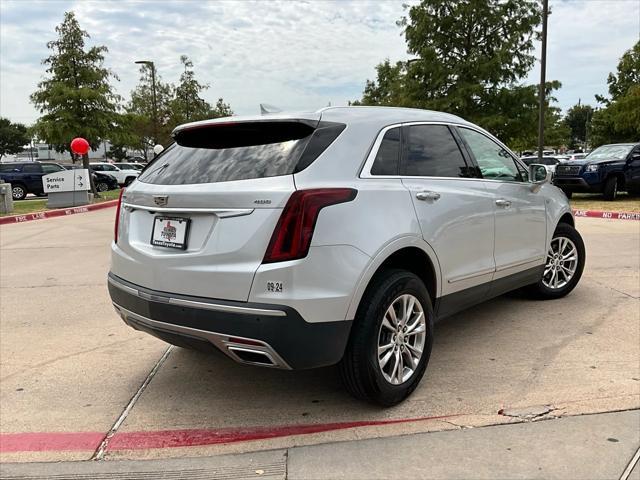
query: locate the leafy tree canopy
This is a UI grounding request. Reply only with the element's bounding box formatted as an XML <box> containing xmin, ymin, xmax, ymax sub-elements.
<box><xmin>355</xmin><ymin>0</ymin><xmax>568</xmax><ymax>149</ymax></box>
<box><xmin>591</xmin><ymin>40</ymin><xmax>640</xmax><ymax>146</ymax></box>
<box><xmin>30</xmin><ymin>11</ymin><xmax>121</xmax><ymax>154</ymax></box>
<box><xmin>0</xmin><ymin>117</ymin><xmax>30</xmax><ymax>160</ymax></box>
<box><xmin>563</xmin><ymin>103</ymin><xmax>594</xmax><ymax>148</ymax></box>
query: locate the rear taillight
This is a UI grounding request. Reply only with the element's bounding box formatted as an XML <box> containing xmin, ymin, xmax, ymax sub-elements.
<box><xmin>114</xmin><ymin>188</ymin><xmax>125</xmax><ymax>243</ymax></box>
<box><xmin>263</xmin><ymin>188</ymin><xmax>357</xmax><ymax>264</ymax></box>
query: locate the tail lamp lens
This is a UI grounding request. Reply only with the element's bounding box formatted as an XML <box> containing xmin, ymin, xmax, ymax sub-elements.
<box><xmin>263</xmin><ymin>188</ymin><xmax>357</xmax><ymax>263</ymax></box>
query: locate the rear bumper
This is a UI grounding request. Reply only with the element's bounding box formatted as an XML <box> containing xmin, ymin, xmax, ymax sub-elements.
<box><xmin>108</xmin><ymin>273</ymin><xmax>352</xmax><ymax>370</ymax></box>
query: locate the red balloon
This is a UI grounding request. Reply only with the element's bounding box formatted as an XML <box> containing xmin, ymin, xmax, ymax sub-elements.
<box><xmin>70</xmin><ymin>137</ymin><xmax>90</xmax><ymax>155</ymax></box>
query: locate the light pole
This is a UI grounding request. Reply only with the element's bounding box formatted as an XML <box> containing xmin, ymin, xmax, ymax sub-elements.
<box><xmin>537</xmin><ymin>0</ymin><xmax>549</xmax><ymax>162</ymax></box>
<box><xmin>135</xmin><ymin>60</ymin><xmax>158</xmax><ymax>147</ymax></box>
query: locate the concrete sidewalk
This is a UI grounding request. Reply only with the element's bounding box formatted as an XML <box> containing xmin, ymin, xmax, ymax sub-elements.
<box><xmin>2</xmin><ymin>409</ymin><xmax>638</xmax><ymax>479</ymax></box>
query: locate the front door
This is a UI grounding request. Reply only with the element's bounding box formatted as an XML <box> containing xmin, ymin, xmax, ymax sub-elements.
<box><xmin>399</xmin><ymin>124</ymin><xmax>495</xmax><ymax>316</ymax></box>
<box><xmin>456</xmin><ymin>127</ymin><xmax>547</xmax><ymax>283</ymax></box>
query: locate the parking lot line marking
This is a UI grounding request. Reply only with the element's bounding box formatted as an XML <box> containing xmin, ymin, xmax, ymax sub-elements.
<box><xmin>620</xmin><ymin>446</ymin><xmax>640</xmax><ymax>480</ymax></box>
<box><xmin>0</xmin><ymin>414</ymin><xmax>459</xmax><ymax>453</ymax></box>
<box><xmin>91</xmin><ymin>345</ymin><xmax>173</xmax><ymax>460</ymax></box>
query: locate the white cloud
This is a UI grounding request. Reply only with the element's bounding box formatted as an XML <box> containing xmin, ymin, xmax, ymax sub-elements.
<box><xmin>1</xmin><ymin>0</ymin><xmax>638</xmax><ymax>126</ymax></box>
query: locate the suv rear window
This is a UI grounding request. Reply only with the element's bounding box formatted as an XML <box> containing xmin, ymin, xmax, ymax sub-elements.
<box><xmin>138</xmin><ymin>121</ymin><xmax>344</xmax><ymax>185</ymax></box>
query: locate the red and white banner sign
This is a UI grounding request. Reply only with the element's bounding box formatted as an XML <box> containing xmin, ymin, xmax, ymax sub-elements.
<box><xmin>0</xmin><ymin>200</ymin><xmax>118</xmax><ymax>225</ymax></box>
<box><xmin>572</xmin><ymin>209</ymin><xmax>640</xmax><ymax>221</ymax></box>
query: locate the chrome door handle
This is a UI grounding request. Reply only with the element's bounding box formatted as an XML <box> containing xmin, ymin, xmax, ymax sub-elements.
<box><xmin>495</xmin><ymin>199</ymin><xmax>511</xmax><ymax>208</ymax></box>
<box><xmin>416</xmin><ymin>191</ymin><xmax>441</xmax><ymax>201</ymax></box>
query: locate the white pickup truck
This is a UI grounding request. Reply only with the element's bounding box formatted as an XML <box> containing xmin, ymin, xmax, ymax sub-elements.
<box><xmin>89</xmin><ymin>162</ymin><xmax>139</xmax><ymax>187</ymax></box>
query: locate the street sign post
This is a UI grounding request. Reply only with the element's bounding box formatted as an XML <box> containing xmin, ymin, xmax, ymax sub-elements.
<box><xmin>42</xmin><ymin>169</ymin><xmax>91</xmax><ymax>208</ymax></box>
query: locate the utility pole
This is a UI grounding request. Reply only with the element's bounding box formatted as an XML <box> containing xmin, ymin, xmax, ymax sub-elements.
<box><xmin>537</xmin><ymin>0</ymin><xmax>549</xmax><ymax>162</ymax></box>
<box><xmin>135</xmin><ymin>60</ymin><xmax>158</xmax><ymax>146</ymax></box>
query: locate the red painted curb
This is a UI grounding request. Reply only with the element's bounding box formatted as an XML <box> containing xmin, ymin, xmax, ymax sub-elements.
<box><xmin>0</xmin><ymin>432</ymin><xmax>104</xmax><ymax>453</ymax></box>
<box><xmin>0</xmin><ymin>200</ymin><xmax>118</xmax><ymax>225</ymax></box>
<box><xmin>0</xmin><ymin>415</ymin><xmax>457</xmax><ymax>453</ymax></box>
<box><xmin>572</xmin><ymin>209</ymin><xmax>640</xmax><ymax>220</ymax></box>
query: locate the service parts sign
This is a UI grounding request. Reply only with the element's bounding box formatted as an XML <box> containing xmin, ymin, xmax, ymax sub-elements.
<box><xmin>42</xmin><ymin>169</ymin><xmax>90</xmax><ymax>193</ymax></box>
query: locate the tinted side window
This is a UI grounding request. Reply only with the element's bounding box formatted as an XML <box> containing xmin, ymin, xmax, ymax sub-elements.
<box><xmin>90</xmin><ymin>165</ymin><xmax>102</xmax><ymax>171</ymax></box>
<box><xmin>42</xmin><ymin>164</ymin><xmax>63</xmax><ymax>174</ymax></box>
<box><xmin>22</xmin><ymin>164</ymin><xmax>42</xmax><ymax>173</ymax></box>
<box><xmin>401</xmin><ymin>125</ymin><xmax>469</xmax><ymax>178</ymax></box>
<box><xmin>459</xmin><ymin>128</ymin><xmax>524</xmax><ymax>182</ymax></box>
<box><xmin>371</xmin><ymin>127</ymin><xmax>400</xmax><ymax>175</ymax></box>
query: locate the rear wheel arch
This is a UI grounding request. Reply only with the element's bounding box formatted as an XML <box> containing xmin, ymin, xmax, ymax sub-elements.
<box><xmin>348</xmin><ymin>243</ymin><xmax>440</xmax><ymax>322</ymax></box>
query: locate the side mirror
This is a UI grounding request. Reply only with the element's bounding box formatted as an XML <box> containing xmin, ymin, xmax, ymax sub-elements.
<box><xmin>529</xmin><ymin>164</ymin><xmax>552</xmax><ymax>184</ymax></box>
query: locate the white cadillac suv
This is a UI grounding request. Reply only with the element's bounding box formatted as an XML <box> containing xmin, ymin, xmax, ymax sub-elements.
<box><xmin>108</xmin><ymin>107</ymin><xmax>585</xmax><ymax>406</ymax></box>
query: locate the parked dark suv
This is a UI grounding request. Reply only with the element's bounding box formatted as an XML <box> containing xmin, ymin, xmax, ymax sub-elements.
<box><xmin>0</xmin><ymin>162</ymin><xmax>66</xmax><ymax>200</ymax></box>
<box><xmin>553</xmin><ymin>143</ymin><xmax>640</xmax><ymax>200</ymax></box>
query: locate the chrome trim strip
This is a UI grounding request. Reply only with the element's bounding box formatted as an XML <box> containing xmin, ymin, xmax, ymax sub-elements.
<box><xmin>113</xmin><ymin>303</ymin><xmax>291</xmax><ymax>369</ymax></box>
<box><xmin>167</xmin><ymin>297</ymin><xmax>287</xmax><ymax>317</ymax></box>
<box><xmin>122</xmin><ymin>203</ymin><xmax>254</xmax><ymax>218</ymax></box>
<box><xmin>359</xmin><ymin>121</ymin><xmax>523</xmax><ymax>182</ymax></box>
<box><xmin>108</xmin><ymin>276</ymin><xmax>287</xmax><ymax>317</ymax></box>
<box><xmin>108</xmin><ymin>276</ymin><xmax>138</xmax><ymax>296</ymax></box>
<box><xmin>495</xmin><ymin>256</ymin><xmax>545</xmax><ymax>272</ymax></box>
<box><xmin>448</xmin><ymin>268</ymin><xmax>495</xmax><ymax>284</ymax></box>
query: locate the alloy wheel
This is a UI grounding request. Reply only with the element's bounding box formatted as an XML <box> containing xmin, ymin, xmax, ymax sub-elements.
<box><xmin>377</xmin><ymin>294</ymin><xmax>427</xmax><ymax>385</ymax></box>
<box><xmin>543</xmin><ymin>236</ymin><xmax>579</xmax><ymax>289</ymax></box>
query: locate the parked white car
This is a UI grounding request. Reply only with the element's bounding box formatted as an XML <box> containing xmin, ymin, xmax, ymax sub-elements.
<box><xmin>89</xmin><ymin>162</ymin><xmax>139</xmax><ymax>186</ymax></box>
<box><xmin>108</xmin><ymin>107</ymin><xmax>585</xmax><ymax>406</ymax></box>
<box><xmin>520</xmin><ymin>156</ymin><xmax>561</xmax><ymax>175</ymax></box>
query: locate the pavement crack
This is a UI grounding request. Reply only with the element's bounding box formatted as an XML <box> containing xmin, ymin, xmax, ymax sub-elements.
<box><xmin>498</xmin><ymin>404</ymin><xmax>557</xmax><ymax>421</ymax></box>
<box><xmin>91</xmin><ymin>345</ymin><xmax>173</xmax><ymax>461</ymax></box>
<box><xmin>0</xmin><ymin>338</ymin><xmax>143</xmax><ymax>382</ymax></box>
<box><xmin>591</xmin><ymin>279</ymin><xmax>639</xmax><ymax>300</ymax></box>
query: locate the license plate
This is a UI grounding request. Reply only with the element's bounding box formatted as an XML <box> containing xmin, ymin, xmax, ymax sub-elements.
<box><xmin>151</xmin><ymin>216</ymin><xmax>190</xmax><ymax>250</ymax></box>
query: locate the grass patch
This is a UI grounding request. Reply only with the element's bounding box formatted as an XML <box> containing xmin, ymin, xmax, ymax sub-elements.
<box><xmin>570</xmin><ymin>193</ymin><xmax>640</xmax><ymax>213</ymax></box>
<box><xmin>2</xmin><ymin>189</ymin><xmax>122</xmax><ymax>217</ymax></box>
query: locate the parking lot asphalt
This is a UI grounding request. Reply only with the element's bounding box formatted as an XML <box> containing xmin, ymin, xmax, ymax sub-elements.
<box><xmin>0</xmin><ymin>208</ymin><xmax>638</xmax><ymax>464</ymax></box>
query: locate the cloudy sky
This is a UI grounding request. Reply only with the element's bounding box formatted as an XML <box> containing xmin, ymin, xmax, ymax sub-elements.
<box><xmin>1</xmin><ymin>0</ymin><xmax>639</xmax><ymax>125</ymax></box>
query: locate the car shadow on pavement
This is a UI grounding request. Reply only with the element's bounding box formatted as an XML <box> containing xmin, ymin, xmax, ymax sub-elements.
<box><xmin>121</xmin><ymin>291</ymin><xmax>566</xmax><ymax>432</ymax></box>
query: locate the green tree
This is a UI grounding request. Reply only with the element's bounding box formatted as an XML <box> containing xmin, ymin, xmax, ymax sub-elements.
<box><xmin>563</xmin><ymin>103</ymin><xmax>594</xmax><ymax>149</ymax></box>
<box><xmin>0</xmin><ymin>118</ymin><xmax>30</xmax><ymax>160</ymax></box>
<box><xmin>591</xmin><ymin>41</ymin><xmax>640</xmax><ymax>146</ymax></box>
<box><xmin>30</xmin><ymin>11</ymin><xmax>121</xmax><ymax>178</ymax></box>
<box><xmin>127</xmin><ymin>64</ymin><xmax>174</xmax><ymax>151</ymax></box>
<box><xmin>211</xmin><ymin>97</ymin><xmax>233</xmax><ymax>118</ymax></box>
<box><xmin>171</xmin><ymin>55</ymin><xmax>212</xmax><ymax>125</ymax></box>
<box><xmin>355</xmin><ymin>0</ymin><xmax>567</xmax><ymax>150</ymax></box>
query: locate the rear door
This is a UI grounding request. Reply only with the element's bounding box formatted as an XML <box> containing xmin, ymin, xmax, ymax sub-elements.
<box><xmin>20</xmin><ymin>163</ymin><xmax>43</xmax><ymax>192</ymax></box>
<box><xmin>626</xmin><ymin>145</ymin><xmax>640</xmax><ymax>189</ymax></box>
<box><xmin>456</xmin><ymin>127</ymin><xmax>547</xmax><ymax>280</ymax></box>
<box><xmin>399</xmin><ymin>124</ymin><xmax>495</xmax><ymax>314</ymax></box>
<box><xmin>113</xmin><ymin>118</ymin><xmax>333</xmax><ymax>301</ymax></box>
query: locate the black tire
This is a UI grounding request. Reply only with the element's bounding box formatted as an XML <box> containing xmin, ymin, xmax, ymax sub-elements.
<box><xmin>339</xmin><ymin>269</ymin><xmax>434</xmax><ymax>406</ymax></box>
<box><xmin>562</xmin><ymin>190</ymin><xmax>573</xmax><ymax>199</ymax></box>
<box><xmin>11</xmin><ymin>184</ymin><xmax>27</xmax><ymax>201</ymax></box>
<box><xmin>526</xmin><ymin>223</ymin><xmax>585</xmax><ymax>299</ymax></box>
<box><xmin>96</xmin><ymin>181</ymin><xmax>109</xmax><ymax>192</ymax></box>
<box><xmin>603</xmin><ymin>176</ymin><xmax>618</xmax><ymax>200</ymax></box>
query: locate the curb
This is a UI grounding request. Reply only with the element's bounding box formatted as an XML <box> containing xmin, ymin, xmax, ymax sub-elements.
<box><xmin>572</xmin><ymin>209</ymin><xmax>640</xmax><ymax>221</ymax></box>
<box><xmin>0</xmin><ymin>199</ymin><xmax>118</xmax><ymax>225</ymax></box>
